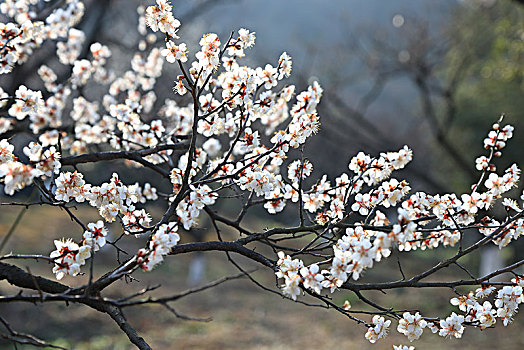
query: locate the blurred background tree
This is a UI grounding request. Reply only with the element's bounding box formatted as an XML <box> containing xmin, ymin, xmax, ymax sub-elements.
<box><xmin>304</xmin><ymin>0</ymin><xmax>524</xmax><ymax>193</ymax></box>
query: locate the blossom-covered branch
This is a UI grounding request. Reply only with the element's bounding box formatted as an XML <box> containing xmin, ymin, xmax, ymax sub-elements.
<box><xmin>0</xmin><ymin>1</ymin><xmax>523</xmax><ymax>349</ymax></box>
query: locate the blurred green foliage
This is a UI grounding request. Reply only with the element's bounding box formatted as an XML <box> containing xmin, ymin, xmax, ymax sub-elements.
<box><xmin>445</xmin><ymin>0</ymin><xmax>523</xmax><ymax>165</ymax></box>
<box><xmin>425</xmin><ymin>0</ymin><xmax>524</xmax><ymax>191</ymax></box>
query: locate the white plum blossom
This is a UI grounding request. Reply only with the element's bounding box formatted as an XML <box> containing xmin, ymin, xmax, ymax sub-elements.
<box><xmin>393</xmin><ymin>346</ymin><xmax>415</xmax><ymax>350</ymax></box>
<box><xmin>0</xmin><ymin>139</ymin><xmax>15</xmax><ymax>164</ymax></box>
<box><xmin>0</xmin><ymin>161</ymin><xmax>38</xmax><ymax>195</ymax></box>
<box><xmin>50</xmin><ymin>238</ymin><xmax>86</xmax><ymax>280</ymax></box>
<box><xmin>397</xmin><ymin>312</ymin><xmax>426</xmax><ymax>342</ymax></box>
<box><xmin>365</xmin><ymin>315</ymin><xmax>391</xmax><ymax>343</ymax></box>
<box><xmin>138</xmin><ymin>222</ymin><xmax>180</xmax><ymax>271</ymax></box>
<box><xmin>495</xmin><ymin>285</ymin><xmax>523</xmax><ymax>326</ymax></box>
<box><xmin>475</xmin><ymin>301</ymin><xmax>497</xmax><ymax>330</ymax></box>
<box><xmin>438</xmin><ymin>312</ymin><xmax>465</xmax><ymax>338</ymax></box>
<box><xmin>450</xmin><ymin>292</ymin><xmax>477</xmax><ymax>313</ymax></box>
<box><xmin>161</xmin><ymin>41</ymin><xmax>187</xmax><ymax>63</ymax></box>
<box><xmin>300</xmin><ymin>264</ymin><xmax>324</xmax><ymax>294</ymax></box>
<box><xmin>83</xmin><ymin>220</ymin><xmax>108</xmax><ymax>251</ymax></box>
<box><xmin>9</xmin><ymin>85</ymin><xmax>44</xmax><ymax>120</ymax></box>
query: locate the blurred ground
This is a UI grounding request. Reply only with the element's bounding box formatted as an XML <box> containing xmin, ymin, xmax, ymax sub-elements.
<box><xmin>1</xmin><ymin>205</ymin><xmax>523</xmax><ymax>350</ymax></box>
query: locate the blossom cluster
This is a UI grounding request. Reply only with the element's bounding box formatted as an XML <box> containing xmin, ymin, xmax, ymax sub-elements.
<box><xmin>365</xmin><ymin>315</ymin><xmax>391</xmax><ymax>343</ymax></box>
<box><xmin>54</xmin><ymin>171</ymin><xmax>156</xmax><ymax>230</ymax></box>
<box><xmin>0</xmin><ymin>139</ymin><xmax>38</xmax><ymax>195</ymax></box>
<box><xmin>273</xmin><ymin>120</ymin><xmax>523</xmax><ymax>343</ymax></box>
<box><xmin>397</xmin><ymin>312</ymin><xmax>427</xmax><ymax>341</ymax></box>
<box><xmin>137</xmin><ymin>222</ymin><xmax>180</xmax><ymax>271</ymax></box>
<box><xmin>275</xmin><ymin>252</ymin><xmax>305</xmax><ymax>300</ymax></box>
<box><xmin>49</xmin><ymin>220</ymin><xmax>108</xmax><ymax>280</ymax></box>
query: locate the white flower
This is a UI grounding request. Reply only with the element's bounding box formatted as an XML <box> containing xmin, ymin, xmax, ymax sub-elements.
<box><xmin>300</xmin><ymin>264</ymin><xmax>324</xmax><ymax>294</ymax></box>
<box><xmin>438</xmin><ymin>312</ymin><xmax>464</xmax><ymax>338</ymax></box>
<box><xmin>237</xmin><ymin>28</ymin><xmax>255</xmax><ymax>49</ymax></box>
<box><xmin>476</xmin><ymin>301</ymin><xmax>497</xmax><ymax>330</ymax></box>
<box><xmin>282</xmin><ymin>273</ymin><xmax>301</xmax><ymax>300</ymax></box>
<box><xmin>202</xmin><ymin>138</ymin><xmax>222</xmax><ymax>158</ymax></box>
<box><xmin>83</xmin><ymin>220</ymin><xmax>108</xmax><ymax>251</ymax></box>
<box><xmin>450</xmin><ymin>292</ymin><xmax>476</xmax><ymax>312</ymax></box>
<box><xmin>397</xmin><ymin>312</ymin><xmax>426</xmax><ymax>342</ymax></box>
<box><xmin>365</xmin><ymin>315</ymin><xmax>391</xmax><ymax>343</ymax></box>
<box><xmin>0</xmin><ymin>161</ymin><xmax>38</xmax><ymax>195</ymax></box>
<box><xmin>0</xmin><ymin>139</ymin><xmax>15</xmax><ymax>164</ymax></box>
<box><xmin>161</xmin><ymin>41</ymin><xmax>188</xmax><ymax>63</ymax></box>
<box><xmin>138</xmin><ymin>222</ymin><xmax>180</xmax><ymax>272</ymax></box>
<box><xmin>277</xmin><ymin>52</ymin><xmax>292</xmax><ymax>79</ymax></box>
<box><xmin>495</xmin><ymin>285</ymin><xmax>523</xmax><ymax>326</ymax></box>
<box><xmin>475</xmin><ymin>286</ymin><xmax>496</xmax><ymax>298</ymax></box>
<box><xmin>50</xmin><ymin>238</ymin><xmax>82</xmax><ymax>280</ymax></box>
<box><xmin>393</xmin><ymin>346</ymin><xmax>415</xmax><ymax>350</ymax></box>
